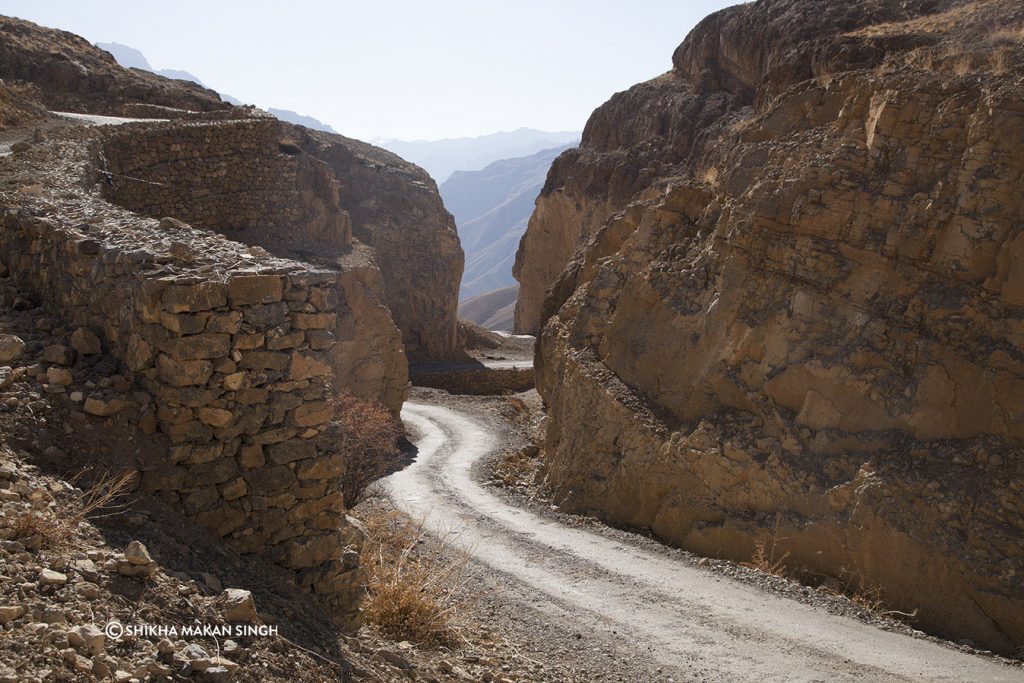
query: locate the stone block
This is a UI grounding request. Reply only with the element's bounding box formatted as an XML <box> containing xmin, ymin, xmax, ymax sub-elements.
<box><xmin>244</xmin><ymin>465</ymin><xmax>295</xmax><ymax>495</ymax></box>
<box><xmin>239</xmin><ymin>351</ymin><xmax>289</xmax><ymax>371</ymax></box>
<box><xmin>289</xmin><ymin>351</ymin><xmax>332</xmax><ymax>381</ymax></box>
<box><xmin>243</xmin><ymin>302</ymin><xmax>289</xmax><ymax>327</ymax></box>
<box><xmin>159</xmin><ymin>312</ymin><xmax>209</xmax><ymax>335</ymax></box>
<box><xmin>125</xmin><ymin>334</ymin><xmax>154</xmax><ymax>371</ymax></box>
<box><xmin>291</xmin><ymin>313</ymin><xmax>337</xmax><ymax>330</ymax></box>
<box><xmin>185</xmin><ymin>458</ymin><xmax>238</xmax><ymax>487</ymax></box>
<box><xmin>233</xmin><ymin>333</ymin><xmax>264</xmax><ymax>350</ymax></box>
<box><xmin>297</xmin><ymin>454</ymin><xmax>345</xmax><ymax>480</ymax></box>
<box><xmin>162</xmin><ymin>334</ymin><xmax>231</xmax><ymax>361</ymax></box>
<box><xmin>207</xmin><ymin>311</ymin><xmax>243</xmax><ymax>334</ymax></box>
<box><xmin>228</xmin><ymin>275</ymin><xmax>284</xmax><ymax>306</ymax></box>
<box><xmin>198</xmin><ymin>407</ymin><xmax>234</xmax><ymax>428</ymax></box>
<box><xmin>157</xmin><ymin>354</ymin><xmax>214</xmax><ymax>387</ymax></box>
<box><xmin>70</xmin><ymin>327</ymin><xmax>102</xmax><ymax>355</ymax></box>
<box><xmin>162</xmin><ymin>281</ymin><xmax>227</xmax><ymax>313</ymax></box>
<box><xmin>43</xmin><ymin>344</ymin><xmax>76</xmax><ymax>366</ymax></box>
<box><xmin>292</xmin><ymin>401</ymin><xmax>334</xmax><ymax>428</ymax></box>
<box><xmin>267</xmin><ymin>439</ymin><xmax>317</xmax><ymax>465</ymax></box>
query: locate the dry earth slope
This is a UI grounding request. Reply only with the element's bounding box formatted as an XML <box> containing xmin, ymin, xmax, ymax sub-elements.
<box><xmin>514</xmin><ymin>0</ymin><xmax>1024</xmax><ymax>654</ymax></box>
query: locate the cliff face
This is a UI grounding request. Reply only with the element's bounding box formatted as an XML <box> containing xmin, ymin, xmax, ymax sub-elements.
<box><xmin>297</xmin><ymin>129</ymin><xmax>464</xmax><ymax>362</ymax></box>
<box><xmin>519</xmin><ymin>0</ymin><xmax>1024</xmax><ymax>652</ymax></box>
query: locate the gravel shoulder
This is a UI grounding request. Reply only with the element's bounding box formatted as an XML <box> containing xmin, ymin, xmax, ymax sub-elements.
<box><xmin>384</xmin><ymin>388</ymin><xmax>1024</xmax><ymax>683</ymax></box>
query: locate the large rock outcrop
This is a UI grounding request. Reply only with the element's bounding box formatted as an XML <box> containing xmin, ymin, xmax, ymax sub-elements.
<box><xmin>296</xmin><ymin>129</ymin><xmax>463</xmax><ymax>362</ymax></box>
<box><xmin>518</xmin><ymin>0</ymin><xmax>1024</xmax><ymax>653</ymax></box>
<box><xmin>0</xmin><ymin>15</ymin><xmax>228</xmax><ymax>114</ymax></box>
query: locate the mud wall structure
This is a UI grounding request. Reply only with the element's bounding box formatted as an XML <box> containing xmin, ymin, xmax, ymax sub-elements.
<box><xmin>0</xmin><ymin>124</ymin><xmax>409</xmax><ymax>628</ymax></box>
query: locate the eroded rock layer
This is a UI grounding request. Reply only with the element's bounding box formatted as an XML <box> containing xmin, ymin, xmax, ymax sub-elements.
<box><xmin>520</xmin><ymin>0</ymin><xmax>1024</xmax><ymax>652</ymax></box>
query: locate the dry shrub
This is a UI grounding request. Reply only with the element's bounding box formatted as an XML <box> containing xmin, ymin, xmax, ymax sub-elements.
<box><xmin>826</xmin><ymin>568</ymin><xmax>918</xmax><ymax>622</ymax></box>
<box><xmin>331</xmin><ymin>393</ymin><xmax>403</xmax><ymax>509</ymax></box>
<box><xmin>11</xmin><ymin>469</ymin><xmax>136</xmax><ymax>548</ymax></box>
<box><xmin>492</xmin><ymin>447</ymin><xmax>539</xmax><ymax>489</ymax></box>
<box><xmin>360</xmin><ymin>510</ymin><xmax>476</xmax><ymax>646</ymax></box>
<box><xmin>10</xmin><ymin>510</ymin><xmax>64</xmax><ymax>546</ymax></box>
<box><xmin>742</xmin><ymin>518</ymin><xmax>791</xmax><ymax>577</ymax></box>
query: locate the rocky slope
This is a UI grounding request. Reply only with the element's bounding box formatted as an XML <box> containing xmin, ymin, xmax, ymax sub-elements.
<box><xmin>516</xmin><ymin>0</ymin><xmax>1024</xmax><ymax>654</ymax></box>
<box><xmin>0</xmin><ymin>17</ymin><xmax>228</xmax><ymax>114</ymax></box>
<box><xmin>442</xmin><ymin>144</ymin><xmax>575</xmax><ymax>299</ymax></box>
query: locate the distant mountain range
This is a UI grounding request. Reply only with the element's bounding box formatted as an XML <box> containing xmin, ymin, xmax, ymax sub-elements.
<box><xmin>440</xmin><ymin>142</ymin><xmax>576</xmax><ymax>301</ymax></box>
<box><xmin>376</xmin><ymin>128</ymin><xmax>580</xmax><ymax>184</ymax></box>
<box><xmin>458</xmin><ymin>285</ymin><xmax>519</xmax><ymax>332</ymax></box>
<box><xmin>96</xmin><ymin>42</ymin><xmax>337</xmax><ymax>133</ymax></box>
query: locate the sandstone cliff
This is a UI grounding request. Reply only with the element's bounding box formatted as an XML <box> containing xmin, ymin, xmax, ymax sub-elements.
<box><xmin>518</xmin><ymin>0</ymin><xmax>1024</xmax><ymax>653</ymax></box>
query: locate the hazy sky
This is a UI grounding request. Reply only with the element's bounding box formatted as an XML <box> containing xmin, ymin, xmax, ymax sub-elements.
<box><xmin>0</xmin><ymin>1</ymin><xmax>736</xmax><ymax>141</ymax></box>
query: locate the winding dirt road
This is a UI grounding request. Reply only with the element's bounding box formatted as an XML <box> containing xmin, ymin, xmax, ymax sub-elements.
<box><xmin>387</xmin><ymin>400</ymin><xmax>1023</xmax><ymax>682</ymax></box>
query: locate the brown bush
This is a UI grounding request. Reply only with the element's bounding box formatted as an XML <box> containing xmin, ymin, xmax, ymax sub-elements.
<box><xmin>10</xmin><ymin>469</ymin><xmax>136</xmax><ymax>549</ymax></box>
<box><xmin>360</xmin><ymin>510</ymin><xmax>476</xmax><ymax>645</ymax></box>
<box><xmin>331</xmin><ymin>393</ymin><xmax>404</xmax><ymax>509</ymax></box>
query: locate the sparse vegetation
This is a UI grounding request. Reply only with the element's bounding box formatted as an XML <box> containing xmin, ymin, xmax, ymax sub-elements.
<box><xmin>331</xmin><ymin>393</ymin><xmax>404</xmax><ymax>509</ymax></box>
<box><xmin>742</xmin><ymin>518</ymin><xmax>791</xmax><ymax>577</ymax></box>
<box><xmin>360</xmin><ymin>510</ymin><xmax>477</xmax><ymax>646</ymax></box>
<box><xmin>491</xmin><ymin>446</ymin><xmax>540</xmax><ymax>489</ymax></box>
<box><xmin>11</xmin><ymin>468</ymin><xmax>136</xmax><ymax>548</ymax></box>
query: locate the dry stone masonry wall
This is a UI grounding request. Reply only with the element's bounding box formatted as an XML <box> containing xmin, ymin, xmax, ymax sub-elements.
<box><xmin>100</xmin><ymin>120</ymin><xmax>352</xmax><ymax>260</ymax></box>
<box><xmin>0</xmin><ymin>123</ymin><xmax>409</xmax><ymax>629</ymax></box>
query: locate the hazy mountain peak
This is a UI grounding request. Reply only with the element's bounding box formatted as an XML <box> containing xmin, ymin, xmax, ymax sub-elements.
<box><xmin>96</xmin><ymin>41</ymin><xmax>335</xmax><ymax>133</ymax></box>
<box><xmin>377</xmin><ymin>128</ymin><xmax>581</xmax><ymax>183</ymax></box>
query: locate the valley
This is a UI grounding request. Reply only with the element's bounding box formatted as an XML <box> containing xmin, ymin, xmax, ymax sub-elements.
<box><xmin>0</xmin><ymin>0</ymin><xmax>1021</xmax><ymax>680</ymax></box>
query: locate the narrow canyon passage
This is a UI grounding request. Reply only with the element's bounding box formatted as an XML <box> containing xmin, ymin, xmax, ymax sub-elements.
<box><xmin>387</xmin><ymin>400</ymin><xmax>1023</xmax><ymax>683</ymax></box>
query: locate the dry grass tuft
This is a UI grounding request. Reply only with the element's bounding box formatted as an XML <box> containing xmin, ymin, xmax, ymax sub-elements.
<box><xmin>10</xmin><ymin>510</ymin><xmax>64</xmax><ymax>545</ymax></box>
<box><xmin>330</xmin><ymin>393</ymin><xmax>404</xmax><ymax>509</ymax></box>
<box><xmin>827</xmin><ymin>568</ymin><xmax>919</xmax><ymax>622</ymax></box>
<box><xmin>360</xmin><ymin>510</ymin><xmax>477</xmax><ymax>646</ymax></box>
<box><xmin>743</xmin><ymin>518</ymin><xmax>791</xmax><ymax>577</ymax></box>
<box><xmin>11</xmin><ymin>468</ymin><xmax>137</xmax><ymax>548</ymax></box>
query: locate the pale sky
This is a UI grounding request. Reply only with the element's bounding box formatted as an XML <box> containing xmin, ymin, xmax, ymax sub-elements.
<box><xmin>0</xmin><ymin>1</ymin><xmax>736</xmax><ymax>141</ymax></box>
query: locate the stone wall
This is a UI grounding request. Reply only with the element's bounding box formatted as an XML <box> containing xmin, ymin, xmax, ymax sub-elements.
<box><xmin>410</xmin><ymin>366</ymin><xmax>534</xmax><ymax>395</ymax></box>
<box><xmin>100</xmin><ymin>120</ymin><xmax>352</xmax><ymax>260</ymax></box>
<box><xmin>0</xmin><ymin>126</ymin><xmax>409</xmax><ymax>628</ymax></box>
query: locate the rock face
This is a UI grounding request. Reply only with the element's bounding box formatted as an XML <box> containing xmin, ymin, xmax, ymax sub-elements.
<box><xmin>297</xmin><ymin>129</ymin><xmax>463</xmax><ymax>361</ymax></box>
<box><xmin>518</xmin><ymin>0</ymin><xmax>1024</xmax><ymax>653</ymax></box>
<box><xmin>0</xmin><ymin>16</ymin><xmax>228</xmax><ymax>114</ymax></box>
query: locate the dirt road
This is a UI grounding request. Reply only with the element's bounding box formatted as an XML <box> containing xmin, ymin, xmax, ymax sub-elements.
<box><xmin>386</xmin><ymin>400</ymin><xmax>1023</xmax><ymax>682</ymax></box>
